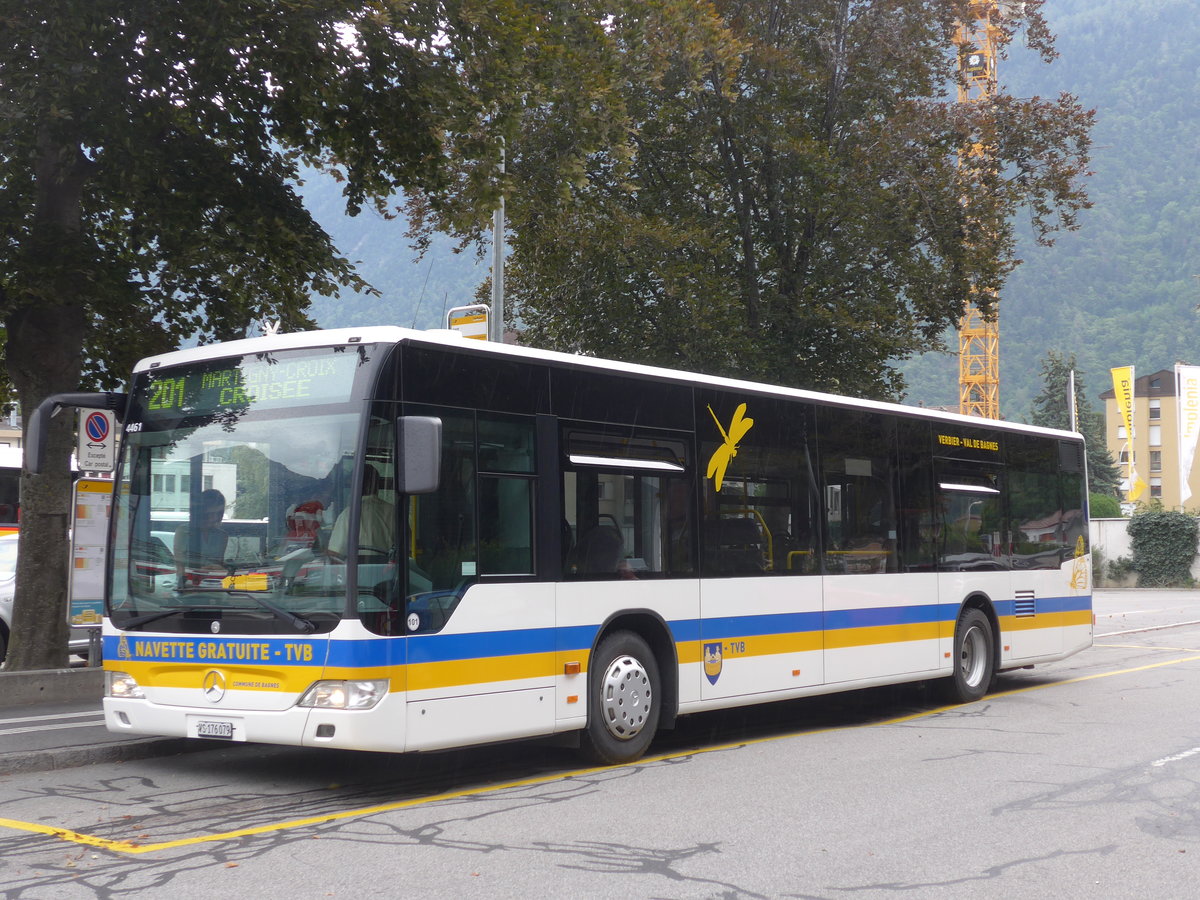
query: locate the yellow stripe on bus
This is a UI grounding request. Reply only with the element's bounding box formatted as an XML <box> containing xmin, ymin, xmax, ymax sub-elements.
<box><xmin>105</xmin><ymin>661</ymin><xmax>316</xmax><ymax>693</ymax></box>
<box><xmin>999</xmin><ymin>610</ymin><xmax>1093</xmax><ymax>632</ymax></box>
<box><xmin>823</xmin><ymin>621</ymin><xmax>943</xmax><ymax>650</ymax></box>
<box><xmin>405</xmin><ymin>651</ymin><xmax>558</xmax><ymax>692</ymax></box>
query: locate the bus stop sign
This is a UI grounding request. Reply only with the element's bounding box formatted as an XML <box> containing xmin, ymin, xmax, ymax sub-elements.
<box><xmin>446</xmin><ymin>304</ymin><xmax>490</xmax><ymax>341</ymax></box>
<box><xmin>78</xmin><ymin>408</ymin><xmax>116</xmax><ymax>472</ymax></box>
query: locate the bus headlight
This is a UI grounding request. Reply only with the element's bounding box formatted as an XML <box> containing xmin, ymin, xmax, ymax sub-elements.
<box><xmin>297</xmin><ymin>680</ymin><xmax>388</xmax><ymax>710</ymax></box>
<box><xmin>106</xmin><ymin>671</ymin><xmax>146</xmax><ymax>700</ymax></box>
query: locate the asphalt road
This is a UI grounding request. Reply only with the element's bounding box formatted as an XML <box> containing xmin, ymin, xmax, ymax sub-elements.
<box><xmin>1</xmin><ymin>589</ymin><xmax>1199</xmax><ymax>898</ymax></box>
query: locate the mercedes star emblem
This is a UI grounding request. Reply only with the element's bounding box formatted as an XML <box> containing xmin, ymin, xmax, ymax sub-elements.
<box><xmin>202</xmin><ymin>670</ymin><xmax>226</xmax><ymax>703</ymax></box>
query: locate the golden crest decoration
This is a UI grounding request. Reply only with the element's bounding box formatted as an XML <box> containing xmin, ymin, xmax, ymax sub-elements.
<box><xmin>703</xmin><ymin>641</ymin><xmax>723</xmax><ymax>685</ymax></box>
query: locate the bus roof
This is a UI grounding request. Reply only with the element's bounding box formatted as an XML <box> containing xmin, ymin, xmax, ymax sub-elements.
<box><xmin>132</xmin><ymin>326</ymin><xmax>1083</xmax><ymax>443</ymax></box>
<box><xmin>0</xmin><ymin>446</ymin><xmax>23</xmax><ymax>470</ymax></box>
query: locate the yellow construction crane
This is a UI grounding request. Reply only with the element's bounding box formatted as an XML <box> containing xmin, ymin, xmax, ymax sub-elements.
<box><xmin>956</xmin><ymin>1</ymin><xmax>1002</xmax><ymax>419</ymax></box>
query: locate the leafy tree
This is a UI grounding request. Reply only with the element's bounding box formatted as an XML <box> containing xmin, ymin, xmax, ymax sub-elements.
<box><xmin>1089</xmin><ymin>492</ymin><xmax>1121</xmax><ymax>519</ymax></box>
<box><xmin>412</xmin><ymin>0</ymin><xmax>1092</xmax><ymax>400</ymax></box>
<box><xmin>1029</xmin><ymin>349</ymin><xmax>1121</xmax><ymax>496</ymax></box>
<box><xmin>0</xmin><ymin>1</ymin><xmax>625</xmax><ymax>670</ymax></box>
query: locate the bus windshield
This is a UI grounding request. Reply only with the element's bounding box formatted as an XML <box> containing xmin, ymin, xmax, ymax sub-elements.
<box><xmin>108</xmin><ymin>345</ymin><xmax>384</xmax><ymax>634</ymax></box>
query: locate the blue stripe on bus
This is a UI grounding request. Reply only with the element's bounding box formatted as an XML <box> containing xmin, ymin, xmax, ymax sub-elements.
<box><xmin>994</xmin><ymin>594</ymin><xmax>1092</xmax><ymax>616</ymax></box>
<box><xmin>822</xmin><ymin>604</ymin><xmax>955</xmax><ymax>631</ymax></box>
<box><xmin>667</xmin><ymin>618</ymin><xmax>702</xmax><ymax>643</ymax></box>
<box><xmin>324</xmin><ymin>638</ymin><xmax>405</xmax><ymax>667</ymax></box>
<box><xmin>700</xmin><ymin>611</ymin><xmax>823</xmax><ymax>639</ymax></box>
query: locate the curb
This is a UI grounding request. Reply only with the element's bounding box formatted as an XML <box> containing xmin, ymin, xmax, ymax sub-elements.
<box><xmin>0</xmin><ymin>737</ymin><xmax>219</xmax><ymax>776</ymax></box>
<box><xmin>0</xmin><ymin>667</ymin><xmax>104</xmax><ymax>709</ymax></box>
<box><xmin>0</xmin><ymin>669</ymin><xmax>226</xmax><ymax>775</ymax></box>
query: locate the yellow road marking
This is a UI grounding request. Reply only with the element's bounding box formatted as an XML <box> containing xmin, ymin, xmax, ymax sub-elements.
<box><xmin>5</xmin><ymin>651</ymin><xmax>1200</xmax><ymax>856</ymax></box>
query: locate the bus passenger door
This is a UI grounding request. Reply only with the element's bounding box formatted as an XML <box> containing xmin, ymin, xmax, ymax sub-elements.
<box><xmin>932</xmin><ymin>468</ymin><xmax>1012</xmax><ymax>663</ymax></box>
<box><xmin>557</xmin><ymin>424</ymin><xmax>702</xmax><ymax>718</ymax></box>
<box><xmin>820</xmin><ymin>413</ymin><xmax>941</xmax><ymax>684</ymax></box>
<box><xmin>1004</xmin><ymin>438</ymin><xmax>1076</xmax><ymax>661</ymax></box>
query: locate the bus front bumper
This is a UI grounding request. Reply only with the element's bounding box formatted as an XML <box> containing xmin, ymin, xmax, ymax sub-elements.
<box><xmin>103</xmin><ymin>692</ymin><xmax>407</xmax><ymax>752</ymax></box>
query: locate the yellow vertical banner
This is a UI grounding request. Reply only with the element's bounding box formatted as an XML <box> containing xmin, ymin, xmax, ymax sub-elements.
<box><xmin>1111</xmin><ymin>366</ymin><xmax>1146</xmax><ymax>501</ymax></box>
<box><xmin>1176</xmin><ymin>365</ymin><xmax>1200</xmax><ymax>505</ymax></box>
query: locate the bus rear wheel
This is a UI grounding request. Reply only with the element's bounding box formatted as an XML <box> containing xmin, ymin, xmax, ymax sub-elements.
<box><xmin>944</xmin><ymin>608</ymin><xmax>995</xmax><ymax>703</ymax></box>
<box><xmin>581</xmin><ymin>630</ymin><xmax>660</xmax><ymax>765</ymax></box>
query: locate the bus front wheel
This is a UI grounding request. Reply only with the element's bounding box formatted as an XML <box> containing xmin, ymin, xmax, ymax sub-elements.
<box><xmin>581</xmin><ymin>630</ymin><xmax>660</xmax><ymax>765</ymax></box>
<box><xmin>945</xmin><ymin>608</ymin><xmax>995</xmax><ymax>703</ymax></box>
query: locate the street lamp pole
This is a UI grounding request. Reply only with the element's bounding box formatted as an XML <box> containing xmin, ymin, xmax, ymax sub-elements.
<box><xmin>490</xmin><ymin>143</ymin><xmax>505</xmax><ymax>343</ymax></box>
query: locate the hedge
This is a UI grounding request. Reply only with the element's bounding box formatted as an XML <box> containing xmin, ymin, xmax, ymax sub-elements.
<box><xmin>1126</xmin><ymin>509</ymin><xmax>1200</xmax><ymax>588</ymax></box>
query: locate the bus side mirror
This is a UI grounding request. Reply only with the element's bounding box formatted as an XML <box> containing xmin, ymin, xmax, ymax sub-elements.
<box><xmin>25</xmin><ymin>391</ymin><xmax>128</xmax><ymax>475</ymax></box>
<box><xmin>397</xmin><ymin>416</ymin><xmax>442</xmax><ymax>495</ymax></box>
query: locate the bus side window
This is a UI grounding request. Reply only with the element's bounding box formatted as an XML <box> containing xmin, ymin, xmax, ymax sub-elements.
<box><xmin>1009</xmin><ymin>436</ymin><xmax>1076</xmax><ymax>570</ymax></box>
<box><xmin>561</xmin><ymin>426</ymin><xmax>693</xmax><ymax>580</ymax></box>
<box><xmin>565</xmin><ymin>471</ymin><xmax>635</xmax><ymax>579</ymax></box>
<box><xmin>564</xmin><ymin>470</ymin><xmax>690</xmax><ymax>579</ymax></box>
<box><xmin>407</xmin><ymin>410</ymin><xmax>477</xmax><ymax>593</ymax></box>
<box><xmin>932</xmin><ymin>476</ymin><xmax>1006</xmax><ymax>571</ymax></box>
<box><xmin>817</xmin><ymin>410</ymin><xmax>898</xmax><ymax>575</ymax></box>
<box><xmin>897</xmin><ymin>421</ymin><xmax>936</xmax><ymax>572</ymax></box>
<box><xmin>698</xmin><ymin>395</ymin><xmax>819</xmax><ymax>577</ymax></box>
<box><xmin>477</xmin><ymin>415</ymin><xmax>536</xmax><ymax>577</ymax></box>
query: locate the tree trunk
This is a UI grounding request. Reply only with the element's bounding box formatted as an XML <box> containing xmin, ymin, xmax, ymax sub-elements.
<box><xmin>2</xmin><ymin>129</ymin><xmax>91</xmax><ymax>671</ymax></box>
<box><xmin>4</xmin><ymin>302</ymin><xmax>86</xmax><ymax>671</ymax></box>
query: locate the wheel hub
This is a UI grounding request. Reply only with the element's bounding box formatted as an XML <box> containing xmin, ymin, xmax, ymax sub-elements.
<box><xmin>600</xmin><ymin>654</ymin><xmax>653</xmax><ymax>740</ymax></box>
<box><xmin>960</xmin><ymin>624</ymin><xmax>986</xmax><ymax>687</ymax></box>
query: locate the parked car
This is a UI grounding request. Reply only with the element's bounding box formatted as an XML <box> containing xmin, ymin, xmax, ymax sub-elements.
<box><xmin>0</xmin><ymin>533</ymin><xmax>95</xmax><ymax>664</ymax></box>
<box><xmin>0</xmin><ymin>533</ymin><xmax>15</xmax><ymax>663</ymax></box>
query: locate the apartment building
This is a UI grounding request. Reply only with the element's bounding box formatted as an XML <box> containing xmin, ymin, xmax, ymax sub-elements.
<box><xmin>1099</xmin><ymin>368</ymin><xmax>1200</xmax><ymax>509</ymax></box>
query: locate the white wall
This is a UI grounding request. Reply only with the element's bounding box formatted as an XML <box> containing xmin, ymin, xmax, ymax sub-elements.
<box><xmin>1090</xmin><ymin>516</ymin><xmax>1200</xmax><ymax>584</ymax></box>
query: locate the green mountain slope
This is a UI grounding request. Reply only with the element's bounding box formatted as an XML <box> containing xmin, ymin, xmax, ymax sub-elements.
<box><xmin>903</xmin><ymin>0</ymin><xmax>1200</xmax><ymax>416</ymax></box>
<box><xmin>299</xmin><ymin>173</ymin><xmax>489</xmax><ymax>332</ymax></box>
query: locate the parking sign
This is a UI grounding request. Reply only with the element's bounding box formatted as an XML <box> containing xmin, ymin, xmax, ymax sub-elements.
<box><xmin>77</xmin><ymin>408</ymin><xmax>116</xmax><ymax>472</ymax></box>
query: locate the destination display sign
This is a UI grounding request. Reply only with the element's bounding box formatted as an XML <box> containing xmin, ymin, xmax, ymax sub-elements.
<box><xmin>934</xmin><ymin>428</ymin><xmax>1003</xmax><ymax>460</ymax></box>
<box><xmin>139</xmin><ymin>348</ymin><xmax>366</xmax><ymax>420</ymax></box>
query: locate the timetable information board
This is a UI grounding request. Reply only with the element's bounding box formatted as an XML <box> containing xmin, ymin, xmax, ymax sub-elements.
<box><xmin>69</xmin><ymin>478</ymin><xmax>113</xmax><ymax>625</ymax></box>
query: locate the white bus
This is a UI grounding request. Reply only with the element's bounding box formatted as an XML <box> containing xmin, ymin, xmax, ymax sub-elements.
<box><xmin>30</xmin><ymin>327</ymin><xmax>1092</xmax><ymax>764</ymax></box>
<box><xmin>0</xmin><ymin>446</ymin><xmax>22</xmax><ymax>535</ymax></box>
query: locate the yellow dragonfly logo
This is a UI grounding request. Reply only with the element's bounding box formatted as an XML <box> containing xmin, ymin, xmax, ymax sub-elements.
<box><xmin>706</xmin><ymin>403</ymin><xmax>754</xmax><ymax>492</ymax></box>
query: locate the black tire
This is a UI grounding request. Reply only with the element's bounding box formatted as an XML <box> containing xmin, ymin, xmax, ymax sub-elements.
<box><xmin>944</xmin><ymin>607</ymin><xmax>995</xmax><ymax>703</ymax></box>
<box><xmin>0</xmin><ymin>628</ymin><xmax>7</xmax><ymax>665</ymax></box>
<box><xmin>580</xmin><ymin>630</ymin><xmax>661</xmax><ymax>765</ymax></box>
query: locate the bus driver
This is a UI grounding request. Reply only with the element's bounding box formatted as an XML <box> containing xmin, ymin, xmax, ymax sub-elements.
<box><xmin>173</xmin><ymin>489</ymin><xmax>230</xmax><ymax>582</ymax></box>
<box><xmin>327</xmin><ymin>465</ymin><xmax>394</xmax><ymax>560</ymax></box>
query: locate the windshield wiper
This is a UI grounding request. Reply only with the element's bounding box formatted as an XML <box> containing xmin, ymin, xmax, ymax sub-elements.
<box><xmin>119</xmin><ymin>595</ymin><xmax>316</xmax><ymax>634</ymax></box>
<box><xmin>228</xmin><ymin>592</ymin><xmax>316</xmax><ymax>634</ymax></box>
<box><xmin>118</xmin><ymin>605</ymin><xmax>226</xmax><ymax>630</ymax></box>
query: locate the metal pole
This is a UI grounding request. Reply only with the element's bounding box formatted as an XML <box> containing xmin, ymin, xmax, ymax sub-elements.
<box><xmin>1068</xmin><ymin>369</ymin><xmax>1078</xmax><ymax>432</ymax></box>
<box><xmin>490</xmin><ymin>143</ymin><xmax>505</xmax><ymax>343</ymax></box>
